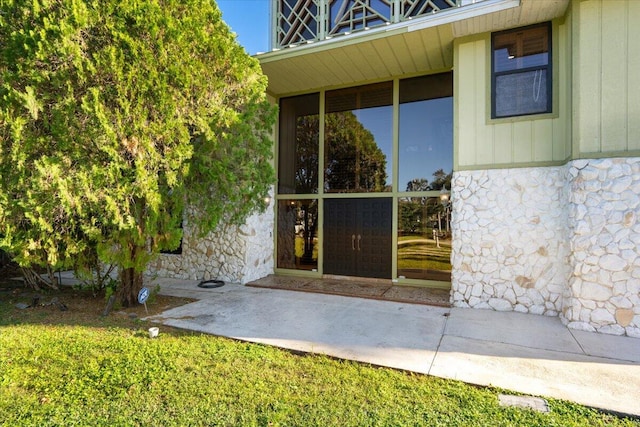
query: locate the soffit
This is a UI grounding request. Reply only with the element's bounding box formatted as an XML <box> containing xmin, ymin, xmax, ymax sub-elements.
<box><xmin>260</xmin><ymin>26</ymin><xmax>455</xmax><ymax>97</ymax></box>
<box><xmin>259</xmin><ymin>0</ymin><xmax>570</xmax><ymax>97</ymax></box>
<box><xmin>451</xmin><ymin>0</ymin><xmax>570</xmax><ymax>37</ymax></box>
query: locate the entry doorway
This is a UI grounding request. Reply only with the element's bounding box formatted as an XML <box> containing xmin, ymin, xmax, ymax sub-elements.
<box><xmin>324</xmin><ymin>198</ymin><xmax>392</xmax><ymax>279</ymax></box>
<box><xmin>275</xmin><ymin>73</ymin><xmax>453</xmax><ymax>286</ymax></box>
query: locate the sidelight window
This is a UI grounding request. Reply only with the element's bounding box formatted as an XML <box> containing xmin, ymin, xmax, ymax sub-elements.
<box><xmin>397</xmin><ymin>73</ymin><xmax>453</xmax><ymax>281</ymax></box>
<box><xmin>398</xmin><ymin>73</ymin><xmax>453</xmax><ymax>192</ymax></box>
<box><xmin>277</xmin><ymin>199</ymin><xmax>318</xmax><ymax>271</ymax></box>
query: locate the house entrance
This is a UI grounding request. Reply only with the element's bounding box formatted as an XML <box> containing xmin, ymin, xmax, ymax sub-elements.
<box><xmin>276</xmin><ymin>73</ymin><xmax>453</xmax><ymax>285</ymax></box>
<box><xmin>324</xmin><ymin>198</ymin><xmax>392</xmax><ymax>279</ymax></box>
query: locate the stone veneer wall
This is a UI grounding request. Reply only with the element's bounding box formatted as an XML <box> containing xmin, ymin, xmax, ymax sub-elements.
<box><xmin>451</xmin><ymin>159</ymin><xmax>640</xmax><ymax>337</ymax></box>
<box><xmin>563</xmin><ymin>158</ymin><xmax>640</xmax><ymax>337</ymax></box>
<box><xmin>451</xmin><ymin>167</ymin><xmax>570</xmax><ymax>316</ymax></box>
<box><xmin>147</xmin><ymin>201</ymin><xmax>274</xmax><ymax>284</ymax></box>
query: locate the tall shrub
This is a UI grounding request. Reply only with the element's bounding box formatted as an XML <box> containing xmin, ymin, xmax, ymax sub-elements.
<box><xmin>0</xmin><ymin>0</ymin><xmax>275</xmax><ymax>304</ymax></box>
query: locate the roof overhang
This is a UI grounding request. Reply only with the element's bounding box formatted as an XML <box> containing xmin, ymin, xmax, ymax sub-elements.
<box><xmin>258</xmin><ymin>0</ymin><xmax>570</xmax><ymax>97</ymax></box>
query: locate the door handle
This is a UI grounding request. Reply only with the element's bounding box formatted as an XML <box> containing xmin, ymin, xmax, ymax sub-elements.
<box><xmin>352</xmin><ymin>234</ymin><xmax>356</xmax><ymax>250</ymax></box>
<box><xmin>357</xmin><ymin>234</ymin><xmax>361</xmax><ymax>251</ymax></box>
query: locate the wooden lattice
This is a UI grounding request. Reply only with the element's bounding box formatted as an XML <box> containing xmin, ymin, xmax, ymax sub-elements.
<box><xmin>276</xmin><ymin>0</ymin><xmax>459</xmax><ymax>48</ymax></box>
<box><xmin>400</xmin><ymin>0</ymin><xmax>456</xmax><ymax>18</ymax></box>
<box><xmin>328</xmin><ymin>0</ymin><xmax>393</xmax><ymax>36</ymax></box>
<box><xmin>277</xmin><ymin>0</ymin><xmax>321</xmax><ymax>46</ymax></box>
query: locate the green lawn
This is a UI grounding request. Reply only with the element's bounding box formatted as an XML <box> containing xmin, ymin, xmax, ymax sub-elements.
<box><xmin>1</xmin><ymin>323</ymin><xmax>637</xmax><ymax>426</ymax></box>
<box><xmin>398</xmin><ymin>237</ymin><xmax>452</xmax><ymax>271</ymax></box>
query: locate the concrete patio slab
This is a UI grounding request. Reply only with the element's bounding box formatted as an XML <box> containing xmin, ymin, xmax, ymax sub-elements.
<box><xmin>149</xmin><ymin>279</ymin><xmax>640</xmax><ymax>417</ymax></box>
<box><xmin>430</xmin><ymin>335</ymin><xmax>640</xmax><ymax>416</ymax></box>
<box><xmin>571</xmin><ymin>328</ymin><xmax>640</xmax><ymax>363</ymax></box>
<box><xmin>151</xmin><ymin>285</ymin><xmax>449</xmax><ymax>373</ymax></box>
<box><xmin>443</xmin><ymin>307</ymin><xmax>584</xmax><ymax>354</ymax></box>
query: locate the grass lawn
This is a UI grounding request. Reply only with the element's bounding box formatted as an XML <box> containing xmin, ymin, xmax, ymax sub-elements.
<box><xmin>1</xmin><ymin>286</ymin><xmax>638</xmax><ymax>426</ymax></box>
<box><xmin>398</xmin><ymin>237</ymin><xmax>452</xmax><ymax>272</ymax></box>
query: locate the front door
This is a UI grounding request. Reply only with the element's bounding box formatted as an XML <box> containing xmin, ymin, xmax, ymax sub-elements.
<box><xmin>324</xmin><ymin>198</ymin><xmax>392</xmax><ymax>279</ymax></box>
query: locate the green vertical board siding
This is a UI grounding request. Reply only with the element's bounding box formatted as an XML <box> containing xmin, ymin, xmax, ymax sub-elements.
<box><xmin>513</xmin><ymin>121</ymin><xmax>533</xmax><ymax>164</ymax></box>
<box><xmin>575</xmin><ymin>0</ymin><xmax>601</xmax><ymax>154</ymax></box>
<box><xmin>534</xmin><ymin>120</ymin><xmax>554</xmax><ymax>162</ymax></box>
<box><xmin>454</xmin><ymin>22</ymin><xmax>571</xmax><ymax>171</ymax></box>
<box><xmin>630</xmin><ymin>0</ymin><xmax>640</xmax><ymax>151</ymax></box>
<box><xmin>455</xmin><ymin>39</ymin><xmax>479</xmax><ymax>167</ymax></box>
<box><xmin>600</xmin><ymin>2</ymin><xmax>627</xmax><ymax>152</ymax></box>
<box><xmin>494</xmin><ymin>123</ymin><xmax>513</xmax><ymax>165</ymax></box>
<box><xmin>575</xmin><ymin>0</ymin><xmax>640</xmax><ymax>156</ymax></box>
<box><xmin>554</xmin><ymin>8</ymin><xmax>572</xmax><ymax>162</ymax></box>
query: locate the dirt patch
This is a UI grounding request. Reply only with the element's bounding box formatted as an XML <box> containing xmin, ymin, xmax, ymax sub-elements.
<box><xmin>0</xmin><ymin>271</ymin><xmax>194</xmax><ymax>330</ymax></box>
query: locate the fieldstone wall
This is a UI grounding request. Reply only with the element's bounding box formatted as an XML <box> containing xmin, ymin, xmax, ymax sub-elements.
<box><xmin>147</xmin><ymin>201</ymin><xmax>275</xmax><ymax>284</ymax></box>
<box><xmin>451</xmin><ymin>159</ymin><xmax>640</xmax><ymax>337</ymax></box>
<box><xmin>239</xmin><ymin>199</ymin><xmax>276</xmax><ymax>283</ymax></box>
<box><xmin>562</xmin><ymin>158</ymin><xmax>640</xmax><ymax>337</ymax></box>
<box><xmin>450</xmin><ymin>167</ymin><xmax>570</xmax><ymax>316</ymax></box>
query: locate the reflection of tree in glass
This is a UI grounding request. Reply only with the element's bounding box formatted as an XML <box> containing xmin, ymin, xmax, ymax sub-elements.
<box><xmin>428</xmin><ymin>168</ymin><xmax>451</xmax><ymax>191</ymax></box>
<box><xmin>406</xmin><ymin>178</ymin><xmax>429</xmax><ymax>192</ymax></box>
<box><xmin>400</xmin><ymin>169</ymin><xmax>452</xmax><ymax>235</ymax></box>
<box><xmin>298</xmin><ymin>199</ymin><xmax>318</xmax><ymax>265</ymax></box>
<box><xmin>294</xmin><ymin>115</ymin><xmax>319</xmax><ymax>193</ymax></box>
<box><xmin>405</xmin><ymin>169</ymin><xmax>452</xmax><ymax>192</ymax></box>
<box><xmin>324</xmin><ymin>112</ymin><xmax>387</xmax><ymax>192</ymax></box>
<box><xmin>277</xmin><ymin>199</ymin><xmax>318</xmax><ymax>269</ymax></box>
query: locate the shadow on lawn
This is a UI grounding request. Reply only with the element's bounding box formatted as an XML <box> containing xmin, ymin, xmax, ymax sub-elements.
<box><xmin>0</xmin><ymin>279</ymin><xmax>195</xmax><ymax>331</ymax></box>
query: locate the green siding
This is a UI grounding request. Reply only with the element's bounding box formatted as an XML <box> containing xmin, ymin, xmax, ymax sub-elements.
<box><xmin>574</xmin><ymin>0</ymin><xmax>640</xmax><ymax>156</ymax></box>
<box><xmin>454</xmin><ymin>20</ymin><xmax>573</xmax><ymax>171</ymax></box>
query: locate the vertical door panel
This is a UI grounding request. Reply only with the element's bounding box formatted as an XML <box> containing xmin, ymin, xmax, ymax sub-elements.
<box><xmin>358</xmin><ymin>198</ymin><xmax>392</xmax><ymax>279</ymax></box>
<box><xmin>324</xmin><ymin>199</ymin><xmax>358</xmax><ymax>276</ymax></box>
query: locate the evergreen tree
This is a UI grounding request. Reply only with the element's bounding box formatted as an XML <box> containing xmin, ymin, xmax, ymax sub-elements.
<box><xmin>0</xmin><ymin>0</ymin><xmax>275</xmax><ymax>305</ymax></box>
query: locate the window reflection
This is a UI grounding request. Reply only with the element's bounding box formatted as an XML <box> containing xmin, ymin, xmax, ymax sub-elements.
<box><xmin>278</xmin><ymin>94</ymin><xmax>319</xmax><ymax>194</ymax></box>
<box><xmin>277</xmin><ymin>199</ymin><xmax>318</xmax><ymax>271</ymax></box>
<box><xmin>399</xmin><ymin>74</ymin><xmax>453</xmax><ymax>192</ymax></box>
<box><xmin>491</xmin><ymin>23</ymin><xmax>551</xmax><ymax>118</ymax></box>
<box><xmin>325</xmin><ymin>82</ymin><xmax>392</xmax><ymax>193</ymax></box>
<box><xmin>397</xmin><ymin>197</ymin><xmax>451</xmax><ymax>281</ymax></box>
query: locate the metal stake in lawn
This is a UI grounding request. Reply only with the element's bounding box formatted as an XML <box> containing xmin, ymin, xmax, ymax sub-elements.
<box><xmin>138</xmin><ymin>287</ymin><xmax>150</xmax><ymax>314</ymax></box>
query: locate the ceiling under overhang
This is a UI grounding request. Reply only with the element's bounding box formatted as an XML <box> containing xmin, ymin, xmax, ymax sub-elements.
<box><xmin>258</xmin><ymin>0</ymin><xmax>570</xmax><ymax>97</ymax></box>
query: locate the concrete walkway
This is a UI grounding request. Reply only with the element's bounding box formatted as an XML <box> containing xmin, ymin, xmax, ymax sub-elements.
<box><xmin>148</xmin><ymin>278</ymin><xmax>640</xmax><ymax>417</ymax></box>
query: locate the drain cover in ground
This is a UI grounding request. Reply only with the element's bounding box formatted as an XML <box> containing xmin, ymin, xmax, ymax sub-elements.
<box><xmin>498</xmin><ymin>394</ymin><xmax>550</xmax><ymax>413</ymax></box>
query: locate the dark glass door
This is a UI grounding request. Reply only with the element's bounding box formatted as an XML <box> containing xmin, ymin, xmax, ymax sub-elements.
<box><xmin>324</xmin><ymin>198</ymin><xmax>392</xmax><ymax>279</ymax></box>
<box><xmin>323</xmin><ymin>199</ymin><xmax>358</xmax><ymax>276</ymax></box>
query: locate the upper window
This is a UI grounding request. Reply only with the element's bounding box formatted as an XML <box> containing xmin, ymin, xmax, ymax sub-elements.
<box><xmin>278</xmin><ymin>93</ymin><xmax>320</xmax><ymax>194</ymax></box>
<box><xmin>398</xmin><ymin>73</ymin><xmax>453</xmax><ymax>193</ymax></box>
<box><xmin>492</xmin><ymin>23</ymin><xmax>551</xmax><ymax>118</ymax></box>
<box><xmin>324</xmin><ymin>83</ymin><xmax>393</xmax><ymax>193</ymax></box>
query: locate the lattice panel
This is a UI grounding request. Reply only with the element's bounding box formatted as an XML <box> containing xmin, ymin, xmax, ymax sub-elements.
<box><xmin>277</xmin><ymin>0</ymin><xmax>320</xmax><ymax>46</ymax></box>
<box><xmin>276</xmin><ymin>0</ymin><xmax>460</xmax><ymax>48</ymax></box>
<box><xmin>328</xmin><ymin>0</ymin><xmax>393</xmax><ymax>36</ymax></box>
<box><xmin>401</xmin><ymin>0</ymin><xmax>456</xmax><ymax>18</ymax></box>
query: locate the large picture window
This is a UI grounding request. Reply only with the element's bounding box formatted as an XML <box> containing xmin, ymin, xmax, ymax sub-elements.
<box><xmin>492</xmin><ymin>22</ymin><xmax>551</xmax><ymax>118</ymax></box>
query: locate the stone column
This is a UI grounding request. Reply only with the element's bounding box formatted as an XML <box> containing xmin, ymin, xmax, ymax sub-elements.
<box><xmin>563</xmin><ymin>158</ymin><xmax>640</xmax><ymax>337</ymax></box>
